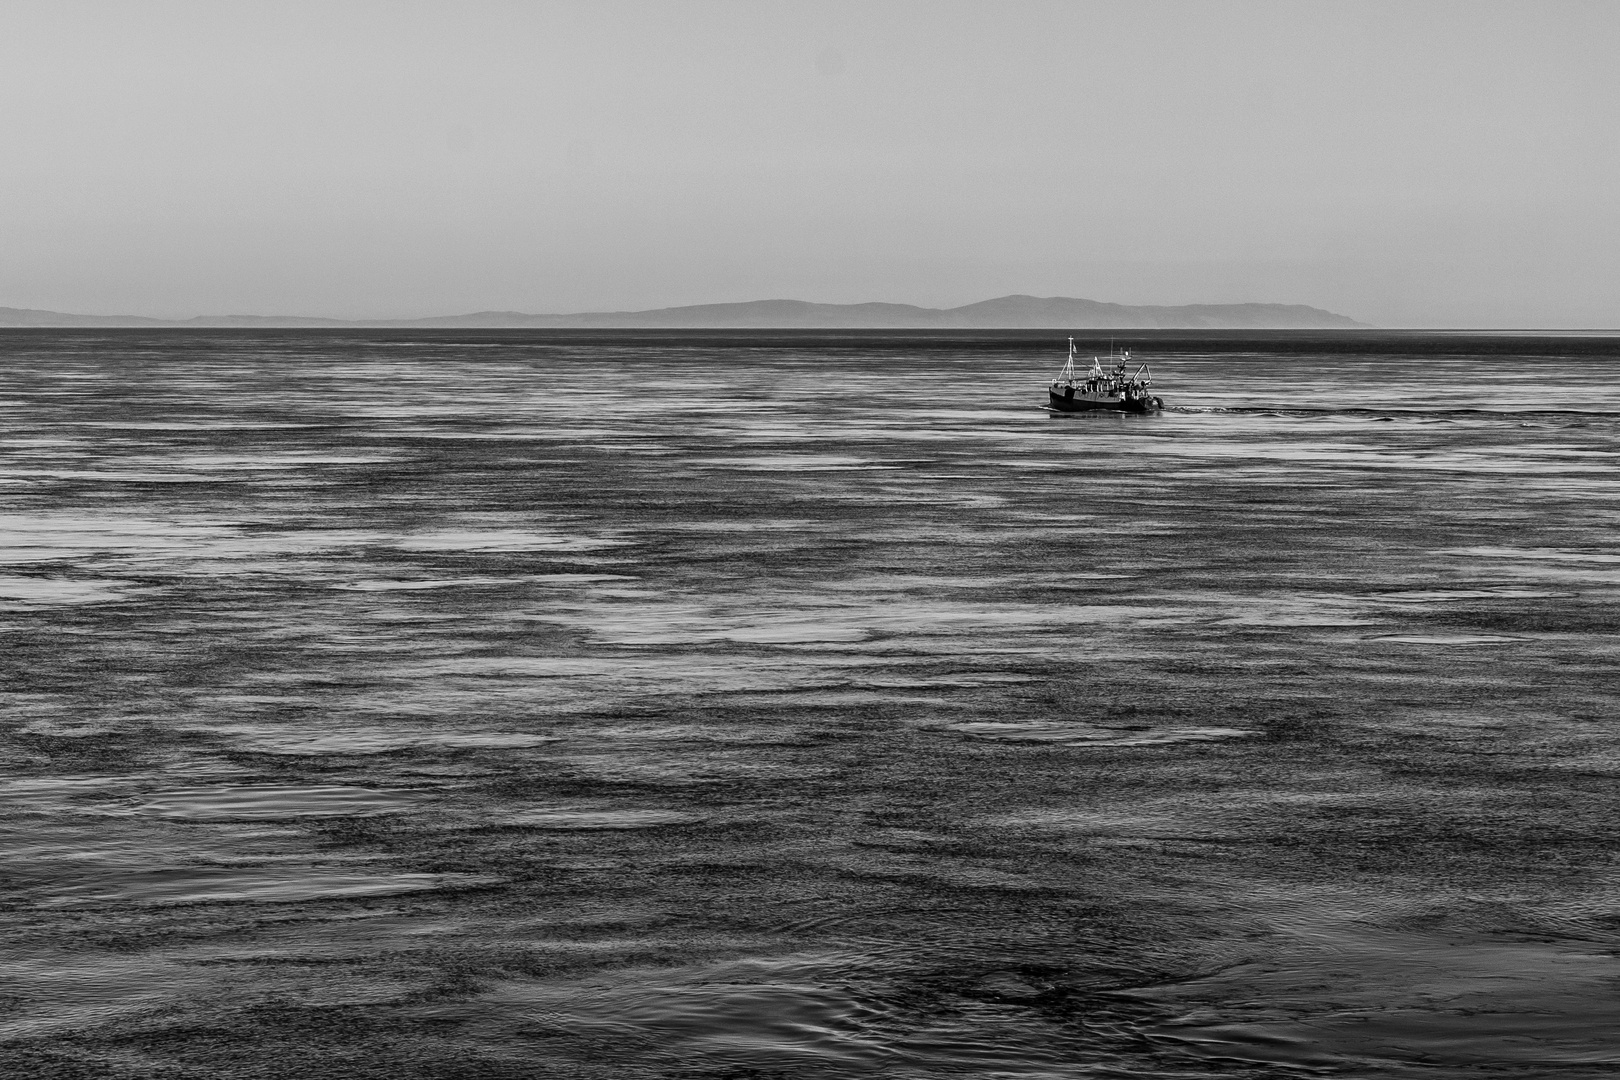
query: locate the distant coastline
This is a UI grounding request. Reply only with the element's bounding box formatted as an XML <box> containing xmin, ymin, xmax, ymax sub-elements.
<box><xmin>0</xmin><ymin>295</ymin><xmax>1368</xmax><ymax>330</ymax></box>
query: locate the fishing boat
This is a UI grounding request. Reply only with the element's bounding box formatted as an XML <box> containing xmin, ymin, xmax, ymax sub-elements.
<box><xmin>1048</xmin><ymin>338</ymin><xmax>1163</xmax><ymax>414</ymax></box>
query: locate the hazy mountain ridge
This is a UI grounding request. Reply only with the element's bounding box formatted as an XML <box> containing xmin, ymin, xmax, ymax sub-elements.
<box><xmin>0</xmin><ymin>295</ymin><xmax>1368</xmax><ymax>329</ymax></box>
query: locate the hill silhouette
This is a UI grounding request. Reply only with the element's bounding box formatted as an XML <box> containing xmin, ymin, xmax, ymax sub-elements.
<box><xmin>0</xmin><ymin>295</ymin><xmax>1367</xmax><ymax>329</ymax></box>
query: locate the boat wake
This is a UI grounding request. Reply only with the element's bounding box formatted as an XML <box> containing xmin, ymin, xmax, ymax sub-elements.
<box><xmin>1168</xmin><ymin>405</ymin><xmax>1620</xmax><ymax>420</ymax></box>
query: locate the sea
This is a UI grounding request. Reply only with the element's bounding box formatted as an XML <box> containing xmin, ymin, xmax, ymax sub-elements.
<box><xmin>3</xmin><ymin>328</ymin><xmax>1619</xmax><ymax>1079</ymax></box>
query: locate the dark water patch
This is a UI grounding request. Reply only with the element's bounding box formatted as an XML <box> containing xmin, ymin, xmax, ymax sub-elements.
<box><xmin>456</xmin><ymin>949</ymin><xmax>1190</xmax><ymax>1078</ymax></box>
<box><xmin>1137</xmin><ymin>914</ymin><xmax>1620</xmax><ymax>1074</ymax></box>
<box><xmin>503</xmin><ymin>807</ymin><xmax>705</xmax><ymax>830</ymax></box>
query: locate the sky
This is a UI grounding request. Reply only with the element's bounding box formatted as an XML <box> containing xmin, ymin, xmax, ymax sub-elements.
<box><xmin>2</xmin><ymin>0</ymin><xmax>1616</xmax><ymax>327</ymax></box>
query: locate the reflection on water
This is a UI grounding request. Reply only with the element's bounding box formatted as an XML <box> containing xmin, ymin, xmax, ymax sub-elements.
<box><xmin>2</xmin><ymin>329</ymin><xmax>1619</xmax><ymax>1077</ymax></box>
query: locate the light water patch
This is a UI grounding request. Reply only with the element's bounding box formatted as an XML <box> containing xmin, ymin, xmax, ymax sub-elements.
<box><xmin>1442</xmin><ymin>546</ymin><xmax>1620</xmax><ymax>564</ymax></box>
<box><xmin>540</xmin><ymin>599</ymin><xmax>1161</xmax><ymax>647</ymax></box>
<box><xmin>1361</xmin><ymin>588</ymin><xmax>1563</xmax><ymax>603</ymax></box>
<box><xmin>123</xmin><ymin>785</ymin><xmax>432</xmax><ymax>820</ymax></box>
<box><xmin>0</xmin><ymin>775</ymin><xmax>160</xmax><ymax>812</ymax></box>
<box><xmin>1369</xmin><ymin>634</ymin><xmax>1527</xmax><ymax>646</ymax></box>
<box><xmin>33</xmin><ymin>867</ymin><xmax>503</xmax><ymax>908</ymax></box>
<box><xmin>210</xmin><ymin>727</ymin><xmax>560</xmax><ymax>754</ymax></box>
<box><xmin>527</xmin><ymin>573</ymin><xmax>640</xmax><ymax>583</ymax></box>
<box><xmin>0</xmin><ymin>955</ymin><xmax>202</xmax><ymax>1040</ymax></box>
<box><xmin>983</xmin><ymin>808</ymin><xmax>1202</xmax><ymax>837</ymax></box>
<box><xmin>0</xmin><ymin>513</ymin><xmax>393</xmax><ymax>565</ymax></box>
<box><xmin>145</xmin><ymin>451</ymin><xmax>403</xmax><ymax>471</ymax></box>
<box><xmin>394</xmin><ymin>529</ymin><xmax>627</xmax><ymax>553</ymax></box>
<box><xmin>941</xmin><ymin>722</ymin><xmax>1254</xmax><ymax>746</ymax></box>
<box><xmin>693</xmin><ymin>454</ymin><xmax>896</xmax><ymax>471</ymax></box>
<box><xmin>73</xmin><ymin>421</ymin><xmax>318</xmax><ymax>431</ymax></box>
<box><xmin>0</xmin><ymin>575</ymin><xmax>138</xmax><ymax>606</ymax></box>
<box><xmin>332</xmin><ymin>577</ymin><xmax>529</xmax><ymax>592</ymax></box>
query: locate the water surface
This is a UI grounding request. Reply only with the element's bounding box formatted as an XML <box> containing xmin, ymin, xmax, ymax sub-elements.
<box><xmin>3</xmin><ymin>329</ymin><xmax>1619</xmax><ymax>1078</ymax></box>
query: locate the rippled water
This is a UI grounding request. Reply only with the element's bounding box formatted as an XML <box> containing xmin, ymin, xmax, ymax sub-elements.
<box><xmin>3</xmin><ymin>329</ymin><xmax>1619</xmax><ymax>1077</ymax></box>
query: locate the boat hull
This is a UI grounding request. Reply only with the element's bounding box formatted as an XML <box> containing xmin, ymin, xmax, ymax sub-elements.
<box><xmin>1048</xmin><ymin>388</ymin><xmax>1161</xmax><ymax>414</ymax></box>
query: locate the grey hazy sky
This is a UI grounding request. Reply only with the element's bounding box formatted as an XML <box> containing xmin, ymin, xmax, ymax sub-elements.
<box><xmin>3</xmin><ymin>0</ymin><xmax>1616</xmax><ymax>326</ymax></box>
